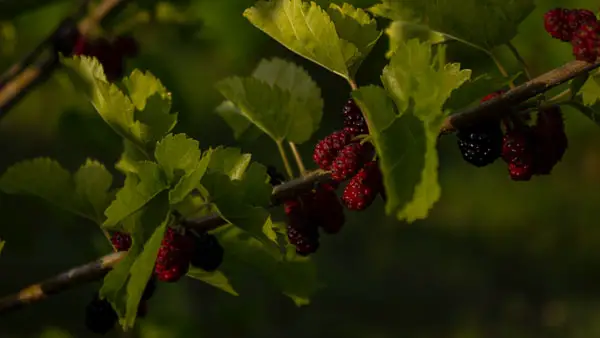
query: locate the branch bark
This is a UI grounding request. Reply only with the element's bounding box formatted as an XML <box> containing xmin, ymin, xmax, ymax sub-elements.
<box><xmin>0</xmin><ymin>0</ymin><xmax>128</xmax><ymax>117</ymax></box>
<box><xmin>1</xmin><ymin>0</ymin><xmax>600</xmax><ymax>318</ymax></box>
<box><xmin>0</xmin><ymin>169</ymin><xmax>331</xmax><ymax>314</ymax></box>
<box><xmin>440</xmin><ymin>59</ymin><xmax>600</xmax><ymax>134</ymax></box>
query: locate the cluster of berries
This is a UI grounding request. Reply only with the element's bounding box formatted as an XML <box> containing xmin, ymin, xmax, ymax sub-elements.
<box><xmin>273</xmin><ymin>100</ymin><xmax>383</xmax><ymax>256</ymax></box>
<box><xmin>85</xmin><ymin>226</ymin><xmax>224</xmax><ymax>333</ymax></box>
<box><xmin>456</xmin><ymin>91</ymin><xmax>568</xmax><ymax>180</ymax></box>
<box><xmin>84</xmin><ymin>277</ymin><xmax>156</xmax><ymax>334</ymax></box>
<box><xmin>53</xmin><ymin>23</ymin><xmax>138</xmax><ymax>82</ymax></box>
<box><xmin>313</xmin><ymin>99</ymin><xmax>383</xmax><ymax>209</ymax></box>
<box><xmin>544</xmin><ymin>8</ymin><xmax>600</xmax><ymax>62</ymax></box>
<box><xmin>111</xmin><ymin>227</ymin><xmax>224</xmax><ymax>282</ymax></box>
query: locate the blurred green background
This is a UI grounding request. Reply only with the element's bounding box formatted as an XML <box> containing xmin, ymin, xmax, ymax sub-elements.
<box><xmin>2</xmin><ymin>0</ymin><xmax>600</xmax><ymax>337</ymax></box>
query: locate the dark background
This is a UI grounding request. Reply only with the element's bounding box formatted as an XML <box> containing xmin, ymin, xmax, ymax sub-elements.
<box><xmin>1</xmin><ymin>0</ymin><xmax>600</xmax><ymax>337</ymax></box>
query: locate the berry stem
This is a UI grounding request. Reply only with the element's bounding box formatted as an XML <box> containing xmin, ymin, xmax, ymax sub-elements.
<box><xmin>288</xmin><ymin>142</ymin><xmax>307</xmax><ymax>176</ymax></box>
<box><xmin>348</xmin><ymin>78</ymin><xmax>358</xmax><ymax>91</ymax></box>
<box><xmin>490</xmin><ymin>52</ymin><xmax>516</xmax><ymax>89</ymax></box>
<box><xmin>276</xmin><ymin>140</ymin><xmax>294</xmax><ymax>179</ymax></box>
<box><xmin>506</xmin><ymin>41</ymin><xmax>532</xmax><ymax>80</ymax></box>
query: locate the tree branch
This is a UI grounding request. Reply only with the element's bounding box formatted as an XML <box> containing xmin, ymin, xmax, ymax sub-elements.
<box><xmin>0</xmin><ymin>0</ymin><xmax>129</xmax><ymax>117</ymax></box>
<box><xmin>0</xmin><ymin>170</ymin><xmax>331</xmax><ymax>314</ymax></box>
<box><xmin>2</xmin><ymin>59</ymin><xmax>600</xmax><ymax>314</ymax></box>
<box><xmin>0</xmin><ymin>251</ymin><xmax>125</xmax><ymax>314</ymax></box>
<box><xmin>440</xmin><ymin>59</ymin><xmax>600</xmax><ymax>134</ymax></box>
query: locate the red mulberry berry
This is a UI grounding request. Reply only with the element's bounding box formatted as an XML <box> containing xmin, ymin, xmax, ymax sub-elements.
<box><xmin>303</xmin><ymin>183</ymin><xmax>345</xmax><ymax>234</ymax></box>
<box><xmin>85</xmin><ymin>293</ymin><xmax>117</xmax><ymax>334</ymax></box>
<box><xmin>313</xmin><ymin>130</ymin><xmax>352</xmax><ymax>170</ymax></box>
<box><xmin>571</xmin><ymin>24</ymin><xmax>600</xmax><ymax>62</ymax></box>
<box><xmin>285</xmin><ymin>199</ymin><xmax>319</xmax><ymax>256</ymax></box>
<box><xmin>502</xmin><ymin>128</ymin><xmax>536</xmax><ymax>181</ymax></box>
<box><xmin>533</xmin><ymin>105</ymin><xmax>568</xmax><ymax>175</ymax></box>
<box><xmin>331</xmin><ymin>142</ymin><xmax>374</xmax><ymax>181</ymax></box>
<box><xmin>342</xmin><ymin>99</ymin><xmax>369</xmax><ymax>136</ymax></box>
<box><xmin>342</xmin><ymin>161</ymin><xmax>382</xmax><ymax>210</ymax></box>
<box><xmin>110</xmin><ymin>232</ymin><xmax>132</xmax><ymax>251</ymax></box>
<box><xmin>190</xmin><ymin>233</ymin><xmax>224</xmax><ymax>272</ymax></box>
<box><xmin>154</xmin><ymin>227</ymin><xmax>194</xmax><ymax>282</ymax></box>
<box><xmin>544</xmin><ymin>8</ymin><xmax>573</xmax><ymax>41</ymax></box>
<box><xmin>566</xmin><ymin>9</ymin><xmax>598</xmax><ymax>34</ymax></box>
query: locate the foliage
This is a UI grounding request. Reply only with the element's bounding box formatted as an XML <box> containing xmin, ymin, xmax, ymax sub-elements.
<box><xmin>4</xmin><ymin>0</ymin><xmax>600</xmax><ymax>337</ymax></box>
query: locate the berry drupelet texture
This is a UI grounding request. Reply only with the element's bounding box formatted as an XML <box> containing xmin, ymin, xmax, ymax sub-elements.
<box><xmin>502</xmin><ymin>128</ymin><xmax>536</xmax><ymax>181</ymax></box>
<box><xmin>543</xmin><ymin>8</ymin><xmax>600</xmax><ymax>62</ymax></box>
<box><xmin>285</xmin><ymin>199</ymin><xmax>319</xmax><ymax>256</ymax></box>
<box><xmin>190</xmin><ymin>233</ymin><xmax>224</xmax><ymax>272</ymax></box>
<box><xmin>85</xmin><ymin>293</ymin><xmax>118</xmax><ymax>334</ymax></box>
<box><xmin>111</xmin><ymin>232</ymin><xmax>132</xmax><ymax>252</ymax></box>
<box><xmin>303</xmin><ymin>183</ymin><xmax>345</xmax><ymax>234</ymax></box>
<box><xmin>154</xmin><ymin>227</ymin><xmax>194</xmax><ymax>282</ymax></box>
<box><xmin>456</xmin><ymin>121</ymin><xmax>503</xmax><ymax>167</ymax></box>
<box><xmin>331</xmin><ymin>142</ymin><xmax>374</xmax><ymax>182</ymax></box>
<box><xmin>313</xmin><ymin>130</ymin><xmax>352</xmax><ymax>170</ymax></box>
<box><xmin>342</xmin><ymin>99</ymin><xmax>369</xmax><ymax>136</ymax></box>
<box><xmin>342</xmin><ymin>161</ymin><xmax>382</xmax><ymax>211</ymax></box>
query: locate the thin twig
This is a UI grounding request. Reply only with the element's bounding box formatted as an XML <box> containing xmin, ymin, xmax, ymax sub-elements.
<box><xmin>440</xmin><ymin>59</ymin><xmax>600</xmax><ymax>134</ymax></box>
<box><xmin>506</xmin><ymin>42</ymin><xmax>532</xmax><ymax>80</ymax></box>
<box><xmin>0</xmin><ymin>0</ymin><xmax>129</xmax><ymax>118</ymax></box>
<box><xmin>288</xmin><ymin>142</ymin><xmax>306</xmax><ymax>176</ymax></box>
<box><xmin>0</xmin><ymin>251</ymin><xmax>126</xmax><ymax>314</ymax></box>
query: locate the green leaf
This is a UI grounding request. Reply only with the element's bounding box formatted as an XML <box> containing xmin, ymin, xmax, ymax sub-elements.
<box><xmin>327</xmin><ymin>3</ymin><xmax>382</xmax><ymax>75</ymax></box>
<box><xmin>74</xmin><ymin>159</ymin><xmax>113</xmax><ymax>223</ymax></box>
<box><xmin>61</xmin><ymin>56</ymin><xmax>139</xmax><ymax>146</ymax></box>
<box><xmin>154</xmin><ymin>133</ymin><xmax>201</xmax><ymax>183</ymax></box>
<box><xmin>353</xmin><ymin>39</ymin><xmax>470</xmax><ymax>222</ymax></box>
<box><xmin>215</xmin><ymin>101</ymin><xmax>263</xmax><ymax>142</ymax></box>
<box><xmin>384</xmin><ymin>20</ymin><xmax>445</xmax><ymax>58</ymax></box>
<box><xmin>100</xmin><ymin>246</ymin><xmax>141</xmax><ymax>317</ymax></box>
<box><xmin>0</xmin><ymin>158</ymin><xmax>87</xmax><ymax>220</ymax></box>
<box><xmin>570</xmin><ymin>73</ymin><xmax>590</xmax><ymax>99</ymax></box>
<box><xmin>369</xmin><ymin>0</ymin><xmax>535</xmax><ymax>50</ymax></box>
<box><xmin>216</xmin><ymin>225</ymin><xmax>319</xmax><ymax>305</ymax></box>
<box><xmin>216</xmin><ymin>77</ymin><xmax>291</xmax><ymax>142</ymax></box>
<box><xmin>61</xmin><ymin>56</ymin><xmax>177</xmax><ymax>151</ymax></box>
<box><xmin>207</xmin><ymin>147</ymin><xmax>253</xmax><ymax>180</ymax></box>
<box><xmin>0</xmin><ymin>240</ymin><xmax>4</xmax><ymax>255</ymax></box>
<box><xmin>578</xmin><ymin>71</ymin><xmax>600</xmax><ymax>106</ymax></box>
<box><xmin>169</xmin><ymin>150</ymin><xmax>212</xmax><ymax>205</ymax></box>
<box><xmin>115</xmin><ymin>140</ymin><xmax>148</xmax><ymax>175</ymax></box>
<box><xmin>572</xmin><ymin>71</ymin><xmax>600</xmax><ymax>126</ymax></box>
<box><xmin>187</xmin><ymin>268</ymin><xmax>239</xmax><ymax>296</ymax></box>
<box><xmin>201</xmin><ymin>147</ymin><xmax>274</xmax><ymax>245</ymax></box>
<box><xmin>250</xmin><ymin>58</ymin><xmax>323</xmax><ymax>143</ymax></box>
<box><xmin>216</xmin><ymin>58</ymin><xmax>323</xmax><ymax>144</ymax></box>
<box><xmin>565</xmin><ymin>100</ymin><xmax>600</xmax><ymax>126</ymax></box>
<box><xmin>443</xmin><ymin>73</ymin><xmax>518</xmax><ymax>111</ymax></box>
<box><xmin>122</xmin><ymin>70</ymin><xmax>178</xmax><ymax>143</ymax></box>
<box><xmin>103</xmin><ymin>162</ymin><xmax>168</xmax><ymax>228</ymax></box>
<box><xmin>244</xmin><ymin>0</ymin><xmax>351</xmax><ymax>80</ymax></box>
<box><xmin>123</xmin><ymin>207</ymin><xmax>170</xmax><ymax>329</ymax></box>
